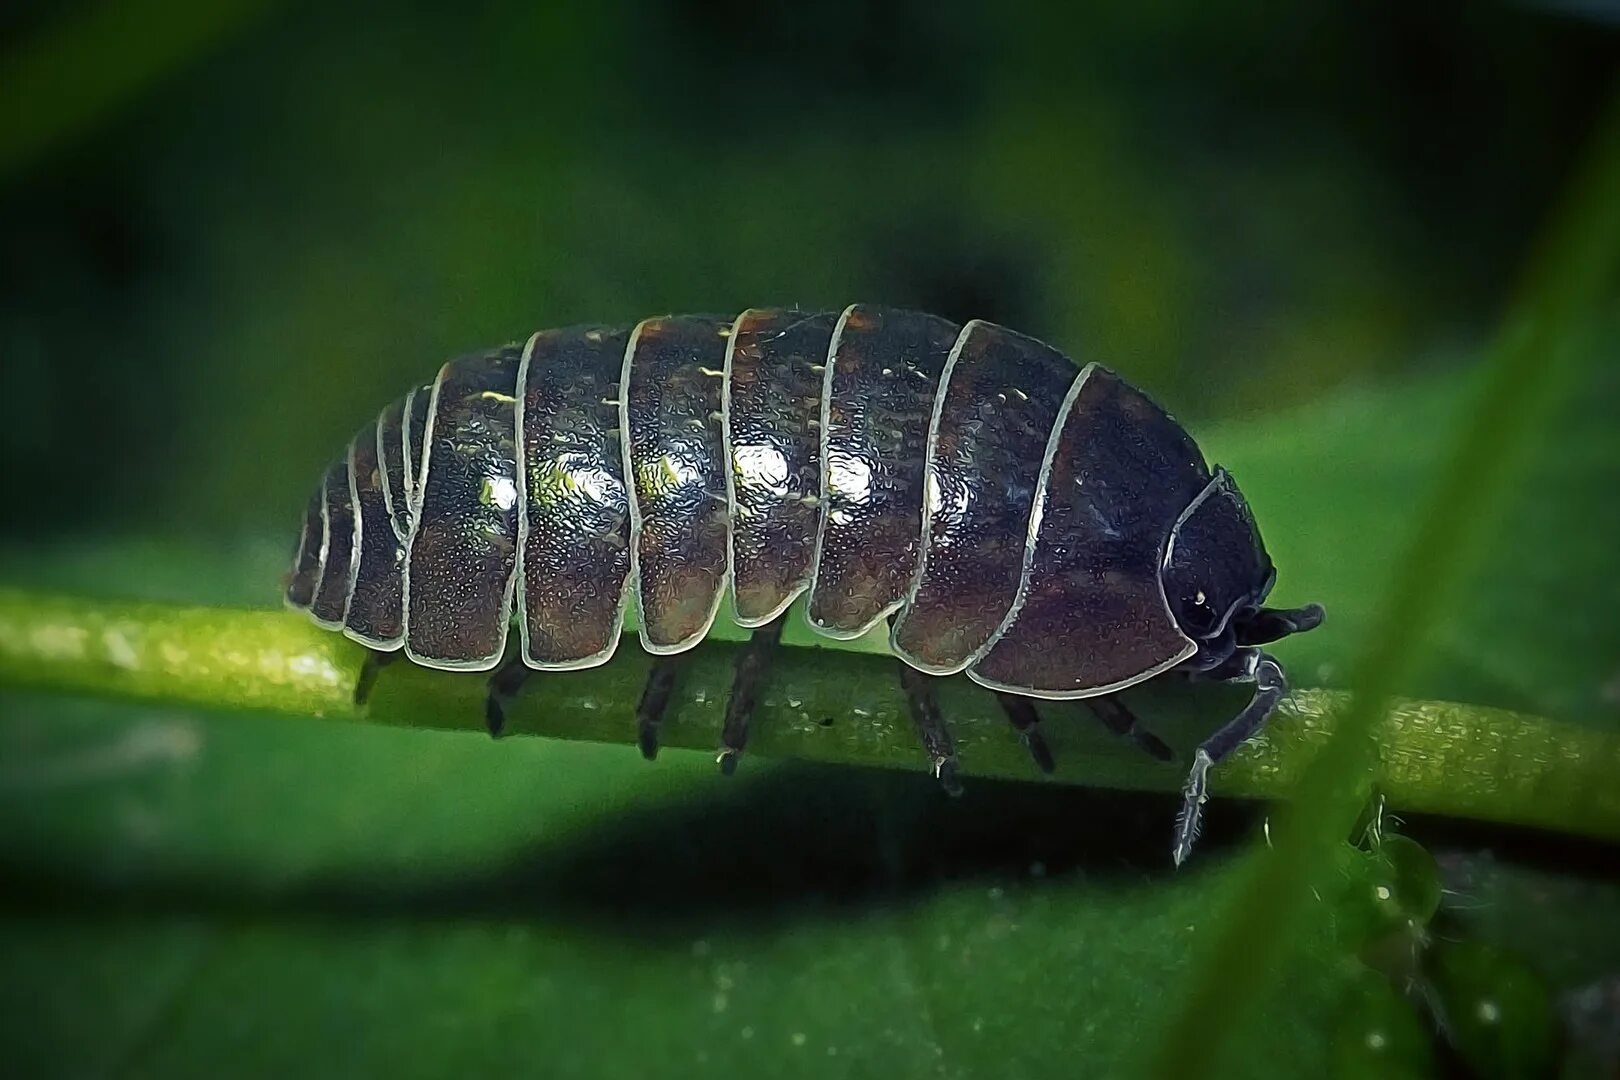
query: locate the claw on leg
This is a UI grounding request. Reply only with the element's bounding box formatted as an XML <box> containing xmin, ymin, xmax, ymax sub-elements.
<box><xmin>899</xmin><ymin>663</ymin><xmax>963</xmax><ymax>796</ymax></box>
<box><xmin>1172</xmin><ymin>749</ymin><xmax>1213</xmax><ymax>868</ymax></box>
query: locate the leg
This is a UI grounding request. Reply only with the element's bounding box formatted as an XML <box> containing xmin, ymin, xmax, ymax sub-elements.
<box><xmin>636</xmin><ymin>657</ymin><xmax>682</xmax><ymax>761</ymax></box>
<box><xmin>353</xmin><ymin>648</ymin><xmax>399</xmax><ymax>706</ymax></box>
<box><xmin>898</xmin><ymin>663</ymin><xmax>963</xmax><ymax>796</ymax></box>
<box><xmin>717</xmin><ymin>615</ymin><xmax>786</xmax><ymax>775</ymax></box>
<box><xmin>1083</xmin><ymin>694</ymin><xmax>1173</xmax><ymax>762</ymax></box>
<box><xmin>1172</xmin><ymin>650</ymin><xmax>1288</xmax><ymax>867</ymax></box>
<box><xmin>994</xmin><ymin>692</ymin><xmax>1056</xmax><ymax>775</ymax></box>
<box><xmin>484</xmin><ymin>655</ymin><xmax>533</xmax><ymax>739</ymax></box>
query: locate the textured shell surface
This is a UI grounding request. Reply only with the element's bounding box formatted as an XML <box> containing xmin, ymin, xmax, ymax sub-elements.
<box><xmin>286</xmin><ymin>304</ymin><xmax>1217</xmax><ymax>699</ymax></box>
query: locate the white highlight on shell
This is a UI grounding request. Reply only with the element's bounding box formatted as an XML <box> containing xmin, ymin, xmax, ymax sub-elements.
<box><xmin>484</xmin><ymin>474</ymin><xmax>518</xmax><ymax>512</ymax></box>
<box><xmin>825</xmin><ymin>450</ymin><xmax>872</xmax><ymax>521</ymax></box>
<box><xmin>731</xmin><ymin>443</ymin><xmax>790</xmax><ymax>498</ymax></box>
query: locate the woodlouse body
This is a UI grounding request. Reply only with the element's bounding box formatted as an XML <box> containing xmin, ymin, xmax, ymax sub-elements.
<box><xmin>285</xmin><ymin>304</ymin><xmax>1323</xmax><ymax>863</ymax></box>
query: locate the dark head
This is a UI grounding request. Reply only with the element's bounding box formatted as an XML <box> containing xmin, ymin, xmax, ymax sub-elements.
<box><xmin>1160</xmin><ymin>468</ymin><xmax>1323</xmax><ymax>657</ymax></box>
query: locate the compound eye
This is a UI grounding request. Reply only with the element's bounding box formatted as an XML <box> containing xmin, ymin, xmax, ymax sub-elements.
<box><xmin>1177</xmin><ymin>586</ymin><xmax>1220</xmax><ymax>638</ymax></box>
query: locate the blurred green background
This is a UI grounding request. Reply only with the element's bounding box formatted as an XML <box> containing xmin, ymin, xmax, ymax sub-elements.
<box><xmin>3</xmin><ymin>1</ymin><xmax>1619</xmax><ymax>1077</ymax></box>
<box><xmin>2</xmin><ymin>0</ymin><xmax>1614</xmax><ymax>537</ymax></box>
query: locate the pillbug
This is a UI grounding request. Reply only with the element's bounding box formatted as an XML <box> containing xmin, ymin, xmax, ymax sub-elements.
<box><xmin>285</xmin><ymin>306</ymin><xmax>1324</xmax><ymax>864</ymax></box>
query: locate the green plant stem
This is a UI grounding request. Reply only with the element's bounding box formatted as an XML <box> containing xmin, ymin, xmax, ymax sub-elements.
<box><xmin>1</xmin><ymin>588</ymin><xmax>1617</xmax><ymax>843</ymax></box>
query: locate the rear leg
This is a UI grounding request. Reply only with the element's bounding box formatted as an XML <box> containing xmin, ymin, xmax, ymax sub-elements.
<box><xmin>994</xmin><ymin>692</ymin><xmax>1056</xmax><ymax>775</ymax></box>
<box><xmin>484</xmin><ymin>655</ymin><xmax>533</xmax><ymax>738</ymax></box>
<box><xmin>1083</xmin><ymin>694</ymin><xmax>1173</xmax><ymax>762</ymax></box>
<box><xmin>354</xmin><ymin>648</ymin><xmax>399</xmax><ymax>706</ymax></box>
<box><xmin>717</xmin><ymin>615</ymin><xmax>787</xmax><ymax>775</ymax></box>
<box><xmin>1172</xmin><ymin>649</ymin><xmax>1288</xmax><ymax>867</ymax></box>
<box><xmin>636</xmin><ymin>657</ymin><xmax>683</xmax><ymax>760</ymax></box>
<box><xmin>898</xmin><ymin>664</ymin><xmax>963</xmax><ymax>796</ymax></box>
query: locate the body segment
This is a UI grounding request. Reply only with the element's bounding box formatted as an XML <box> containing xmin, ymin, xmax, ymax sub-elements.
<box><xmin>376</xmin><ymin>396</ymin><xmax>412</xmax><ymax>543</ymax></box>
<box><xmin>808</xmin><ymin>305</ymin><xmax>958</xmax><ymax>637</ymax></box>
<box><xmin>723</xmin><ymin>308</ymin><xmax>836</xmax><ymax>627</ymax></box>
<box><xmin>309</xmin><ymin>461</ymin><xmax>356</xmax><ymax>628</ymax></box>
<box><xmin>345</xmin><ymin>425</ymin><xmax>405</xmax><ymax>647</ymax></box>
<box><xmin>404</xmin><ymin>385</ymin><xmax>430</xmax><ymax>504</ymax></box>
<box><xmin>285</xmin><ymin>492</ymin><xmax>324</xmax><ymax>610</ymax></box>
<box><xmin>516</xmin><ymin>325</ymin><xmax>634</xmax><ymax>669</ymax></box>
<box><xmin>621</xmin><ymin>315</ymin><xmax>733</xmax><ymax>654</ymax></box>
<box><xmin>404</xmin><ymin>346</ymin><xmax>523</xmax><ymax>670</ymax></box>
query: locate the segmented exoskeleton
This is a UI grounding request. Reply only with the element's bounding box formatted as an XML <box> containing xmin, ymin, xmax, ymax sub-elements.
<box><xmin>285</xmin><ymin>305</ymin><xmax>1323</xmax><ymax>863</ymax></box>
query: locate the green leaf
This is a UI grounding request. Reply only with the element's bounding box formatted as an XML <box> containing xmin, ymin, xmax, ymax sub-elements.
<box><xmin>0</xmin><ymin>695</ymin><xmax>1386</xmax><ymax>1079</ymax></box>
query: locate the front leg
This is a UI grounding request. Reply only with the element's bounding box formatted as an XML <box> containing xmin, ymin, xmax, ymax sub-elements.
<box><xmin>1172</xmin><ymin>649</ymin><xmax>1289</xmax><ymax>867</ymax></box>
